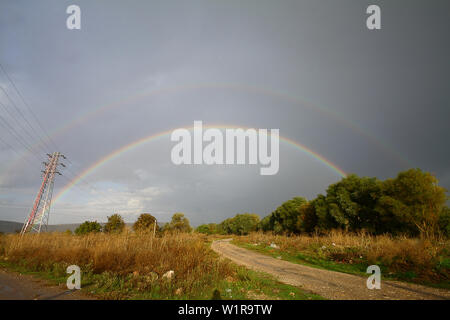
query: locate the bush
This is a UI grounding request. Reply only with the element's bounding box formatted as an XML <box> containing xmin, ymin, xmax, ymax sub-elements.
<box><xmin>163</xmin><ymin>213</ymin><xmax>192</xmax><ymax>233</ymax></box>
<box><xmin>263</xmin><ymin>197</ymin><xmax>307</xmax><ymax>234</ymax></box>
<box><xmin>219</xmin><ymin>213</ymin><xmax>260</xmax><ymax>235</ymax></box>
<box><xmin>133</xmin><ymin>213</ymin><xmax>158</xmax><ymax>234</ymax></box>
<box><xmin>104</xmin><ymin>214</ymin><xmax>125</xmax><ymax>234</ymax></box>
<box><xmin>196</xmin><ymin>223</ymin><xmax>218</xmax><ymax>234</ymax></box>
<box><xmin>74</xmin><ymin>221</ymin><xmax>102</xmax><ymax>235</ymax></box>
<box><xmin>439</xmin><ymin>206</ymin><xmax>450</xmax><ymax>237</ymax></box>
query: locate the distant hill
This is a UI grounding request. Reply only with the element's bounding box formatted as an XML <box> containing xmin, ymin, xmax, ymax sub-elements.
<box><xmin>0</xmin><ymin>220</ymin><xmax>82</xmax><ymax>233</ymax></box>
<box><xmin>0</xmin><ymin>220</ymin><xmax>167</xmax><ymax>234</ymax></box>
<box><xmin>46</xmin><ymin>224</ymin><xmax>85</xmax><ymax>232</ymax></box>
<box><xmin>0</xmin><ymin>220</ymin><xmax>23</xmax><ymax>234</ymax></box>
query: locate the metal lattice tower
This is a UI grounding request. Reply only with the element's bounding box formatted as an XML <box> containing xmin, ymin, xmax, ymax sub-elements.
<box><xmin>21</xmin><ymin>152</ymin><xmax>65</xmax><ymax>235</ymax></box>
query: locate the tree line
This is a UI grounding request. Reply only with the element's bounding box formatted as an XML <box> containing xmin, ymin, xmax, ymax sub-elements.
<box><xmin>196</xmin><ymin>169</ymin><xmax>449</xmax><ymax>238</ymax></box>
<box><xmin>74</xmin><ymin>168</ymin><xmax>448</xmax><ymax>238</ymax></box>
<box><xmin>74</xmin><ymin>212</ymin><xmax>192</xmax><ymax>235</ymax></box>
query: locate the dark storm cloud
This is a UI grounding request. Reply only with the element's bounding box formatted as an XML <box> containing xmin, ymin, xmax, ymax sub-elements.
<box><xmin>0</xmin><ymin>0</ymin><xmax>448</xmax><ymax>225</ymax></box>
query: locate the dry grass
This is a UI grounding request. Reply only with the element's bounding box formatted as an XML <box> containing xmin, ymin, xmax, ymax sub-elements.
<box><xmin>0</xmin><ymin>232</ymin><xmax>234</xmax><ymax>298</ymax></box>
<box><xmin>236</xmin><ymin>231</ymin><xmax>450</xmax><ymax>284</ymax></box>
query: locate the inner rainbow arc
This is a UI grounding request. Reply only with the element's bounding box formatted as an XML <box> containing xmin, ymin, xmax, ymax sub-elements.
<box><xmin>52</xmin><ymin>124</ymin><xmax>347</xmax><ymax>205</ymax></box>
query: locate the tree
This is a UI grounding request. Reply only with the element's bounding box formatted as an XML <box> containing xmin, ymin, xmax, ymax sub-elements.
<box><xmin>296</xmin><ymin>201</ymin><xmax>317</xmax><ymax>233</ymax></box>
<box><xmin>133</xmin><ymin>213</ymin><xmax>158</xmax><ymax>234</ymax></box>
<box><xmin>75</xmin><ymin>221</ymin><xmax>102</xmax><ymax>235</ymax></box>
<box><xmin>438</xmin><ymin>206</ymin><xmax>450</xmax><ymax>237</ymax></box>
<box><xmin>218</xmin><ymin>213</ymin><xmax>260</xmax><ymax>235</ymax></box>
<box><xmin>196</xmin><ymin>223</ymin><xmax>218</xmax><ymax>234</ymax></box>
<box><xmin>232</xmin><ymin>213</ymin><xmax>260</xmax><ymax>235</ymax></box>
<box><xmin>322</xmin><ymin>174</ymin><xmax>382</xmax><ymax>232</ymax></box>
<box><xmin>376</xmin><ymin>169</ymin><xmax>447</xmax><ymax>237</ymax></box>
<box><xmin>164</xmin><ymin>213</ymin><xmax>192</xmax><ymax>233</ymax></box>
<box><xmin>258</xmin><ymin>215</ymin><xmax>271</xmax><ymax>232</ymax></box>
<box><xmin>267</xmin><ymin>197</ymin><xmax>307</xmax><ymax>234</ymax></box>
<box><xmin>103</xmin><ymin>214</ymin><xmax>125</xmax><ymax>234</ymax></box>
<box><xmin>258</xmin><ymin>169</ymin><xmax>448</xmax><ymax>237</ymax></box>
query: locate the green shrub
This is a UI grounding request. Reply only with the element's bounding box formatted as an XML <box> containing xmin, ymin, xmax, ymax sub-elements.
<box><xmin>75</xmin><ymin>221</ymin><xmax>102</xmax><ymax>235</ymax></box>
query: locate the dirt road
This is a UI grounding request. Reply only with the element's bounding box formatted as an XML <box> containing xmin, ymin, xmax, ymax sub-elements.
<box><xmin>211</xmin><ymin>239</ymin><xmax>450</xmax><ymax>300</ymax></box>
<box><xmin>0</xmin><ymin>268</ymin><xmax>94</xmax><ymax>300</ymax></box>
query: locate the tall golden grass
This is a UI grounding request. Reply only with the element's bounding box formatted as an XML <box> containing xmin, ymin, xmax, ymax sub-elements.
<box><xmin>0</xmin><ymin>232</ymin><xmax>234</xmax><ymax>298</ymax></box>
<box><xmin>237</xmin><ymin>231</ymin><xmax>450</xmax><ymax>283</ymax></box>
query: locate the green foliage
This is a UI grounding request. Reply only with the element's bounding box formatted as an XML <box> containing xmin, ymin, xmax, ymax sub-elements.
<box><xmin>219</xmin><ymin>213</ymin><xmax>260</xmax><ymax>235</ymax></box>
<box><xmin>133</xmin><ymin>213</ymin><xmax>158</xmax><ymax>234</ymax></box>
<box><xmin>260</xmin><ymin>169</ymin><xmax>448</xmax><ymax>237</ymax></box>
<box><xmin>296</xmin><ymin>201</ymin><xmax>318</xmax><ymax>233</ymax></box>
<box><xmin>103</xmin><ymin>214</ymin><xmax>125</xmax><ymax>234</ymax></box>
<box><xmin>438</xmin><ymin>206</ymin><xmax>450</xmax><ymax>237</ymax></box>
<box><xmin>263</xmin><ymin>197</ymin><xmax>307</xmax><ymax>234</ymax></box>
<box><xmin>294</xmin><ymin>169</ymin><xmax>448</xmax><ymax>237</ymax></box>
<box><xmin>196</xmin><ymin>223</ymin><xmax>218</xmax><ymax>234</ymax></box>
<box><xmin>74</xmin><ymin>221</ymin><xmax>102</xmax><ymax>235</ymax></box>
<box><xmin>164</xmin><ymin>213</ymin><xmax>192</xmax><ymax>233</ymax></box>
<box><xmin>258</xmin><ymin>215</ymin><xmax>271</xmax><ymax>232</ymax></box>
<box><xmin>322</xmin><ymin>174</ymin><xmax>382</xmax><ymax>232</ymax></box>
<box><xmin>375</xmin><ymin>169</ymin><xmax>447</xmax><ymax>237</ymax></box>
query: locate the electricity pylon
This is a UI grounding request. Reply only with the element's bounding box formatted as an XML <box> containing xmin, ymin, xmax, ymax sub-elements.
<box><xmin>20</xmin><ymin>152</ymin><xmax>65</xmax><ymax>235</ymax></box>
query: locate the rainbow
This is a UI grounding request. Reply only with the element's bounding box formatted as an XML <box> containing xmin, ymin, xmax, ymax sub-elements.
<box><xmin>2</xmin><ymin>82</ymin><xmax>409</xmax><ymax>181</ymax></box>
<box><xmin>52</xmin><ymin>124</ymin><xmax>346</xmax><ymax>204</ymax></box>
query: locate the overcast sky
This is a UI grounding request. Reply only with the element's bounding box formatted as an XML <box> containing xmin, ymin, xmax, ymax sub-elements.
<box><xmin>0</xmin><ymin>0</ymin><xmax>449</xmax><ymax>226</ymax></box>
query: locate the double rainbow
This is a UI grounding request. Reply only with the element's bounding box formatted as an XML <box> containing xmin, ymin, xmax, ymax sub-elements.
<box><xmin>2</xmin><ymin>82</ymin><xmax>409</xmax><ymax>182</ymax></box>
<box><xmin>52</xmin><ymin>124</ymin><xmax>346</xmax><ymax>205</ymax></box>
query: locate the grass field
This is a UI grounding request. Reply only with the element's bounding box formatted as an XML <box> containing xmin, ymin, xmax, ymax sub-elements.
<box><xmin>233</xmin><ymin>231</ymin><xmax>450</xmax><ymax>289</ymax></box>
<box><xmin>0</xmin><ymin>232</ymin><xmax>322</xmax><ymax>300</ymax></box>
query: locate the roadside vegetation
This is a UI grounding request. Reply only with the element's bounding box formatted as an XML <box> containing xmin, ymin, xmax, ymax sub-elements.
<box><xmin>0</xmin><ymin>231</ymin><xmax>321</xmax><ymax>300</ymax></box>
<box><xmin>232</xmin><ymin>231</ymin><xmax>450</xmax><ymax>289</ymax></box>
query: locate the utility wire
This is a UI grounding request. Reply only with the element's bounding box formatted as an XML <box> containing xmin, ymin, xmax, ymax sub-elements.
<box><xmin>0</xmin><ymin>112</ymin><xmax>43</xmax><ymax>159</ymax></box>
<box><xmin>0</xmin><ymin>135</ymin><xmax>37</xmax><ymax>167</ymax></box>
<box><xmin>0</xmin><ymin>62</ymin><xmax>122</xmax><ymax>222</ymax></box>
<box><xmin>0</xmin><ymin>100</ymin><xmax>44</xmax><ymax>151</ymax></box>
<box><xmin>0</xmin><ymin>86</ymin><xmax>53</xmax><ymax>153</ymax></box>
<box><xmin>0</xmin><ymin>63</ymin><xmax>61</xmax><ymax>152</ymax></box>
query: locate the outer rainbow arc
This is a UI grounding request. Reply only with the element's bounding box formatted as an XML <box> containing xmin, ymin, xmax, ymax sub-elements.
<box><xmin>52</xmin><ymin>124</ymin><xmax>347</xmax><ymax>205</ymax></box>
<box><xmin>2</xmin><ymin>82</ymin><xmax>408</xmax><ymax>182</ymax></box>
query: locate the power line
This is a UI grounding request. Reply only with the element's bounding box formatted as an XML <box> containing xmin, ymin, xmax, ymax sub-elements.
<box><xmin>0</xmin><ymin>99</ymin><xmax>46</xmax><ymax>152</ymax></box>
<box><xmin>0</xmin><ymin>112</ymin><xmax>42</xmax><ymax>158</ymax></box>
<box><xmin>0</xmin><ymin>63</ymin><xmax>125</xmax><ymax>224</ymax></box>
<box><xmin>0</xmin><ymin>63</ymin><xmax>61</xmax><ymax>152</ymax></box>
<box><xmin>0</xmin><ymin>85</ymin><xmax>53</xmax><ymax>153</ymax></box>
<box><xmin>0</xmin><ymin>135</ymin><xmax>37</xmax><ymax>167</ymax></box>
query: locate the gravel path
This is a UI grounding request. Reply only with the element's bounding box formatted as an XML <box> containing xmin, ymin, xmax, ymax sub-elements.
<box><xmin>0</xmin><ymin>268</ymin><xmax>94</xmax><ymax>300</ymax></box>
<box><xmin>211</xmin><ymin>239</ymin><xmax>450</xmax><ymax>300</ymax></box>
